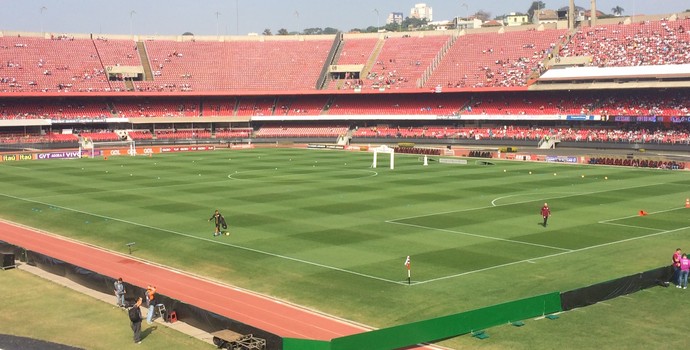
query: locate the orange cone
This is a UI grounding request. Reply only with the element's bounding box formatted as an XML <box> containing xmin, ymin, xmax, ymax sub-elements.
<box><xmin>686</xmin><ymin>198</ymin><xmax>689</xmax><ymax>208</ymax></box>
<box><xmin>639</xmin><ymin>210</ymin><xmax>648</xmax><ymax>216</ymax></box>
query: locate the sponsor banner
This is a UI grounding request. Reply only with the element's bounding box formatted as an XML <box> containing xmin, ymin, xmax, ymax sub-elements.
<box><xmin>229</xmin><ymin>144</ymin><xmax>254</xmax><ymax>150</ymax></box>
<box><xmin>35</xmin><ymin>151</ymin><xmax>82</xmax><ymax>160</ymax></box>
<box><xmin>545</xmin><ymin>155</ymin><xmax>578</xmax><ymax>163</ymax></box>
<box><xmin>102</xmin><ymin>147</ymin><xmax>160</xmax><ymax>157</ymax></box>
<box><xmin>1</xmin><ymin>153</ymin><xmax>34</xmax><ymax>162</ymax></box>
<box><xmin>307</xmin><ymin>144</ymin><xmax>345</xmax><ymax>150</ymax></box>
<box><xmin>566</xmin><ymin>115</ymin><xmax>594</xmax><ymax>121</ymax></box>
<box><xmin>51</xmin><ymin>118</ymin><xmax>107</xmax><ymax>124</ymax></box>
<box><xmin>439</xmin><ymin>158</ymin><xmax>468</xmax><ymax>165</ymax></box>
<box><xmin>159</xmin><ymin>145</ymin><xmax>215</xmax><ymax>153</ymax></box>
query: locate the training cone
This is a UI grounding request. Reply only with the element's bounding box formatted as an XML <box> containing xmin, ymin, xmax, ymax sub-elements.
<box><xmin>639</xmin><ymin>210</ymin><xmax>648</xmax><ymax>216</ymax></box>
<box><xmin>685</xmin><ymin>198</ymin><xmax>689</xmax><ymax>208</ymax></box>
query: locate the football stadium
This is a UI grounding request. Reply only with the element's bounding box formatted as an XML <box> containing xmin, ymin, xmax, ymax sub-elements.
<box><xmin>1</xmin><ymin>1</ymin><xmax>690</xmax><ymax>349</ymax></box>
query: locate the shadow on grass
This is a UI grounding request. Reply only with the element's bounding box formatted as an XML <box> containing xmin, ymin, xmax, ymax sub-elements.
<box><xmin>141</xmin><ymin>325</ymin><xmax>158</xmax><ymax>341</ymax></box>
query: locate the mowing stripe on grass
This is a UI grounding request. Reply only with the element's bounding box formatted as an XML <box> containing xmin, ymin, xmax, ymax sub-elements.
<box><xmin>386</xmin><ymin>220</ymin><xmax>572</xmax><ymax>252</ymax></box>
<box><xmin>387</xmin><ymin>182</ymin><xmax>665</xmax><ymax>222</ymax></box>
<box><xmin>597</xmin><ymin>207</ymin><xmax>685</xmax><ymax>223</ymax></box>
<box><xmin>415</xmin><ymin>224</ymin><xmax>690</xmax><ymax>285</ymax></box>
<box><xmin>598</xmin><ymin>222</ymin><xmax>665</xmax><ymax>232</ymax></box>
<box><xmin>0</xmin><ymin>192</ymin><xmax>406</xmax><ymax>285</ymax></box>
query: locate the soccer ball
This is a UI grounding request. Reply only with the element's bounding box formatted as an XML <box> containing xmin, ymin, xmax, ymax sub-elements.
<box><xmin>225</xmin><ymin>232</ymin><xmax>230</xmax><ymax>236</ymax></box>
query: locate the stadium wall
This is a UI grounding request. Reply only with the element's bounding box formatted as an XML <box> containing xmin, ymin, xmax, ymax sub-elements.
<box><xmin>284</xmin><ymin>266</ymin><xmax>671</xmax><ymax>350</ymax></box>
<box><xmin>284</xmin><ymin>292</ymin><xmax>562</xmax><ymax>350</ymax></box>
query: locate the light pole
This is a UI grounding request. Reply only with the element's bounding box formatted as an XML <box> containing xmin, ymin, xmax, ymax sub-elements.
<box><xmin>129</xmin><ymin>10</ymin><xmax>136</xmax><ymax>37</ymax></box>
<box><xmin>235</xmin><ymin>0</ymin><xmax>239</xmax><ymax>35</ymax></box>
<box><xmin>40</xmin><ymin>6</ymin><xmax>47</xmax><ymax>33</ymax></box>
<box><xmin>215</xmin><ymin>11</ymin><xmax>221</xmax><ymax>37</ymax></box>
<box><xmin>294</xmin><ymin>10</ymin><xmax>300</xmax><ymax>35</ymax></box>
<box><xmin>374</xmin><ymin>8</ymin><xmax>380</xmax><ymax>32</ymax></box>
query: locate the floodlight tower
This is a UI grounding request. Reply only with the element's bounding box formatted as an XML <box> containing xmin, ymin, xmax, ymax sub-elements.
<box><xmin>568</xmin><ymin>0</ymin><xmax>575</xmax><ymax>29</ymax></box>
<box><xmin>215</xmin><ymin>11</ymin><xmax>221</xmax><ymax>37</ymax></box>
<box><xmin>590</xmin><ymin>0</ymin><xmax>597</xmax><ymax>27</ymax></box>
<box><xmin>40</xmin><ymin>6</ymin><xmax>47</xmax><ymax>33</ymax></box>
<box><xmin>129</xmin><ymin>10</ymin><xmax>136</xmax><ymax>37</ymax></box>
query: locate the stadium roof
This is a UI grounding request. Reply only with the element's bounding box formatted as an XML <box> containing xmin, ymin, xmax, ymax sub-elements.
<box><xmin>538</xmin><ymin>64</ymin><xmax>690</xmax><ymax>81</ymax></box>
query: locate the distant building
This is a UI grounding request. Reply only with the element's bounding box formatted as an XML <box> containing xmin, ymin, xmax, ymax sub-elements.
<box><xmin>386</xmin><ymin>12</ymin><xmax>404</xmax><ymax>25</ymax></box>
<box><xmin>454</xmin><ymin>17</ymin><xmax>483</xmax><ymax>30</ymax></box>
<box><xmin>410</xmin><ymin>3</ymin><xmax>433</xmax><ymax>21</ymax></box>
<box><xmin>534</xmin><ymin>9</ymin><xmax>559</xmax><ymax>24</ymax></box>
<box><xmin>482</xmin><ymin>20</ymin><xmax>503</xmax><ymax>27</ymax></box>
<box><xmin>428</xmin><ymin>20</ymin><xmax>452</xmax><ymax>30</ymax></box>
<box><xmin>504</xmin><ymin>12</ymin><xmax>529</xmax><ymax>26</ymax></box>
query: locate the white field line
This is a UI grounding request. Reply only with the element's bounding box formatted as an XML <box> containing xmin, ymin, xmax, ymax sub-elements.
<box><xmin>0</xmin><ymin>218</ymin><xmax>375</xmax><ymax>333</ymax></box>
<box><xmin>598</xmin><ymin>222</ymin><xmax>665</xmax><ymax>231</ymax></box>
<box><xmin>0</xmin><ymin>192</ymin><xmax>405</xmax><ymax>286</ymax></box>
<box><xmin>598</xmin><ymin>207</ymin><xmax>686</xmax><ymax>232</ymax></box>
<box><xmin>414</xmin><ymin>224</ymin><xmax>690</xmax><ymax>285</ymax></box>
<box><xmin>18</xmin><ymin>169</ymin><xmax>378</xmax><ymax>201</ymax></box>
<box><xmin>598</xmin><ymin>207</ymin><xmax>683</xmax><ymax>223</ymax></box>
<box><xmin>388</xmin><ymin>182</ymin><xmax>664</xmax><ymax>222</ymax></box>
<box><xmin>386</xmin><ymin>221</ymin><xmax>572</xmax><ymax>252</ymax></box>
<box><xmin>1</xmin><ymin>182</ymin><xmax>685</xmax><ymax>287</ymax></box>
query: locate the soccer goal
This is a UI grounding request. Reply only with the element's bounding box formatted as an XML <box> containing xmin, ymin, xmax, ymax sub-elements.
<box><xmin>80</xmin><ymin>139</ymin><xmax>136</xmax><ymax>158</ymax></box>
<box><xmin>371</xmin><ymin>145</ymin><xmax>395</xmax><ymax>169</ymax></box>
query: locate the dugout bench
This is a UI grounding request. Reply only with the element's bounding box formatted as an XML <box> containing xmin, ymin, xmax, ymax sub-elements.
<box><xmin>211</xmin><ymin>329</ymin><xmax>266</xmax><ymax>350</ymax></box>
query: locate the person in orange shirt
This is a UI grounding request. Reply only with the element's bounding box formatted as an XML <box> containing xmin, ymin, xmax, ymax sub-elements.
<box><xmin>145</xmin><ymin>286</ymin><xmax>157</xmax><ymax>324</ymax></box>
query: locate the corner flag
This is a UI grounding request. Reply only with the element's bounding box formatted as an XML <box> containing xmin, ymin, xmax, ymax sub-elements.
<box><xmin>404</xmin><ymin>256</ymin><xmax>411</xmax><ymax>284</ymax></box>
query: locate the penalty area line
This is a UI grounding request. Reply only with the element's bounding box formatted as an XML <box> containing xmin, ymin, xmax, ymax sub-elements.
<box><xmin>386</xmin><ymin>220</ymin><xmax>572</xmax><ymax>252</ymax></box>
<box><xmin>414</xmin><ymin>224</ymin><xmax>690</xmax><ymax>285</ymax></box>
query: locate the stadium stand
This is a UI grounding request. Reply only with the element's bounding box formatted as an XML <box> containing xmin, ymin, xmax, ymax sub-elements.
<box><xmin>425</xmin><ymin>28</ymin><xmax>567</xmax><ymax>88</ymax></box>
<box><xmin>0</xmin><ymin>36</ymin><xmax>112</xmax><ymax>93</ymax></box>
<box><xmin>202</xmin><ymin>98</ymin><xmax>237</xmax><ymax>117</ymax></box>
<box><xmin>0</xmin><ymin>99</ymin><xmax>110</xmax><ymax>120</ymax></box>
<box><xmin>364</xmin><ymin>35</ymin><xmax>450</xmax><ymax>90</ymax></box>
<box><xmin>559</xmin><ymin>18</ymin><xmax>690</xmax><ymax>67</ymax></box>
<box><xmin>139</xmin><ymin>39</ymin><xmax>332</xmax><ymax>91</ymax></box>
<box><xmin>327</xmin><ymin>94</ymin><xmax>467</xmax><ymax>115</ymax></box>
<box><xmin>1</xmin><ymin>13</ymin><xmax>690</xmax><ymax>151</ymax></box>
<box><xmin>112</xmin><ymin>98</ymin><xmax>198</xmax><ymax>118</ymax></box>
<box><xmin>256</xmin><ymin>125</ymin><xmax>348</xmax><ymax>138</ymax></box>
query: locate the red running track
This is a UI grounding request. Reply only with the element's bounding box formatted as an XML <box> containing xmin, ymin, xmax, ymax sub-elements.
<box><xmin>0</xmin><ymin>219</ymin><xmax>368</xmax><ymax>340</ymax></box>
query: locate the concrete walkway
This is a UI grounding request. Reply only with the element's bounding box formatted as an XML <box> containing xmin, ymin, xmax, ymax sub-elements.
<box><xmin>16</xmin><ymin>263</ymin><xmax>217</xmax><ymax>347</ymax></box>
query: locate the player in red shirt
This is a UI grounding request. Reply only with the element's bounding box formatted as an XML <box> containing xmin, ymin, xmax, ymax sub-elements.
<box><xmin>541</xmin><ymin>203</ymin><xmax>551</xmax><ymax>227</ymax></box>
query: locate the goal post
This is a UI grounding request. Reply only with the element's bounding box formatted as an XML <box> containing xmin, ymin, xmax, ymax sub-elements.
<box><xmin>372</xmin><ymin>145</ymin><xmax>395</xmax><ymax>169</ymax></box>
<box><xmin>81</xmin><ymin>140</ymin><xmax>136</xmax><ymax>158</ymax></box>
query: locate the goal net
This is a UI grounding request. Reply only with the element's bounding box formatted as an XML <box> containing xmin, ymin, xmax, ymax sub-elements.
<box><xmin>80</xmin><ymin>139</ymin><xmax>136</xmax><ymax>158</ymax></box>
<box><xmin>371</xmin><ymin>145</ymin><xmax>395</xmax><ymax>169</ymax></box>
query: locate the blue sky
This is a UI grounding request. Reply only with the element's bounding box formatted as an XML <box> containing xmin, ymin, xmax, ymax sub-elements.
<box><xmin>5</xmin><ymin>0</ymin><xmax>688</xmax><ymax>36</ymax></box>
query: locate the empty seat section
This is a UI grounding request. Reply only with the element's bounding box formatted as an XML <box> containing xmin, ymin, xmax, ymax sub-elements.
<box><xmin>0</xmin><ymin>36</ymin><xmax>111</xmax><ymax>92</ymax></box>
<box><xmin>140</xmin><ymin>39</ymin><xmax>332</xmax><ymax>91</ymax></box>
<box><xmin>365</xmin><ymin>35</ymin><xmax>450</xmax><ymax>90</ymax></box>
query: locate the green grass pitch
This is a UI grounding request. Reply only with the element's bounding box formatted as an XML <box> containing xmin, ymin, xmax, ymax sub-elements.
<box><xmin>1</xmin><ymin>148</ymin><xmax>689</xmax><ymax>345</ymax></box>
